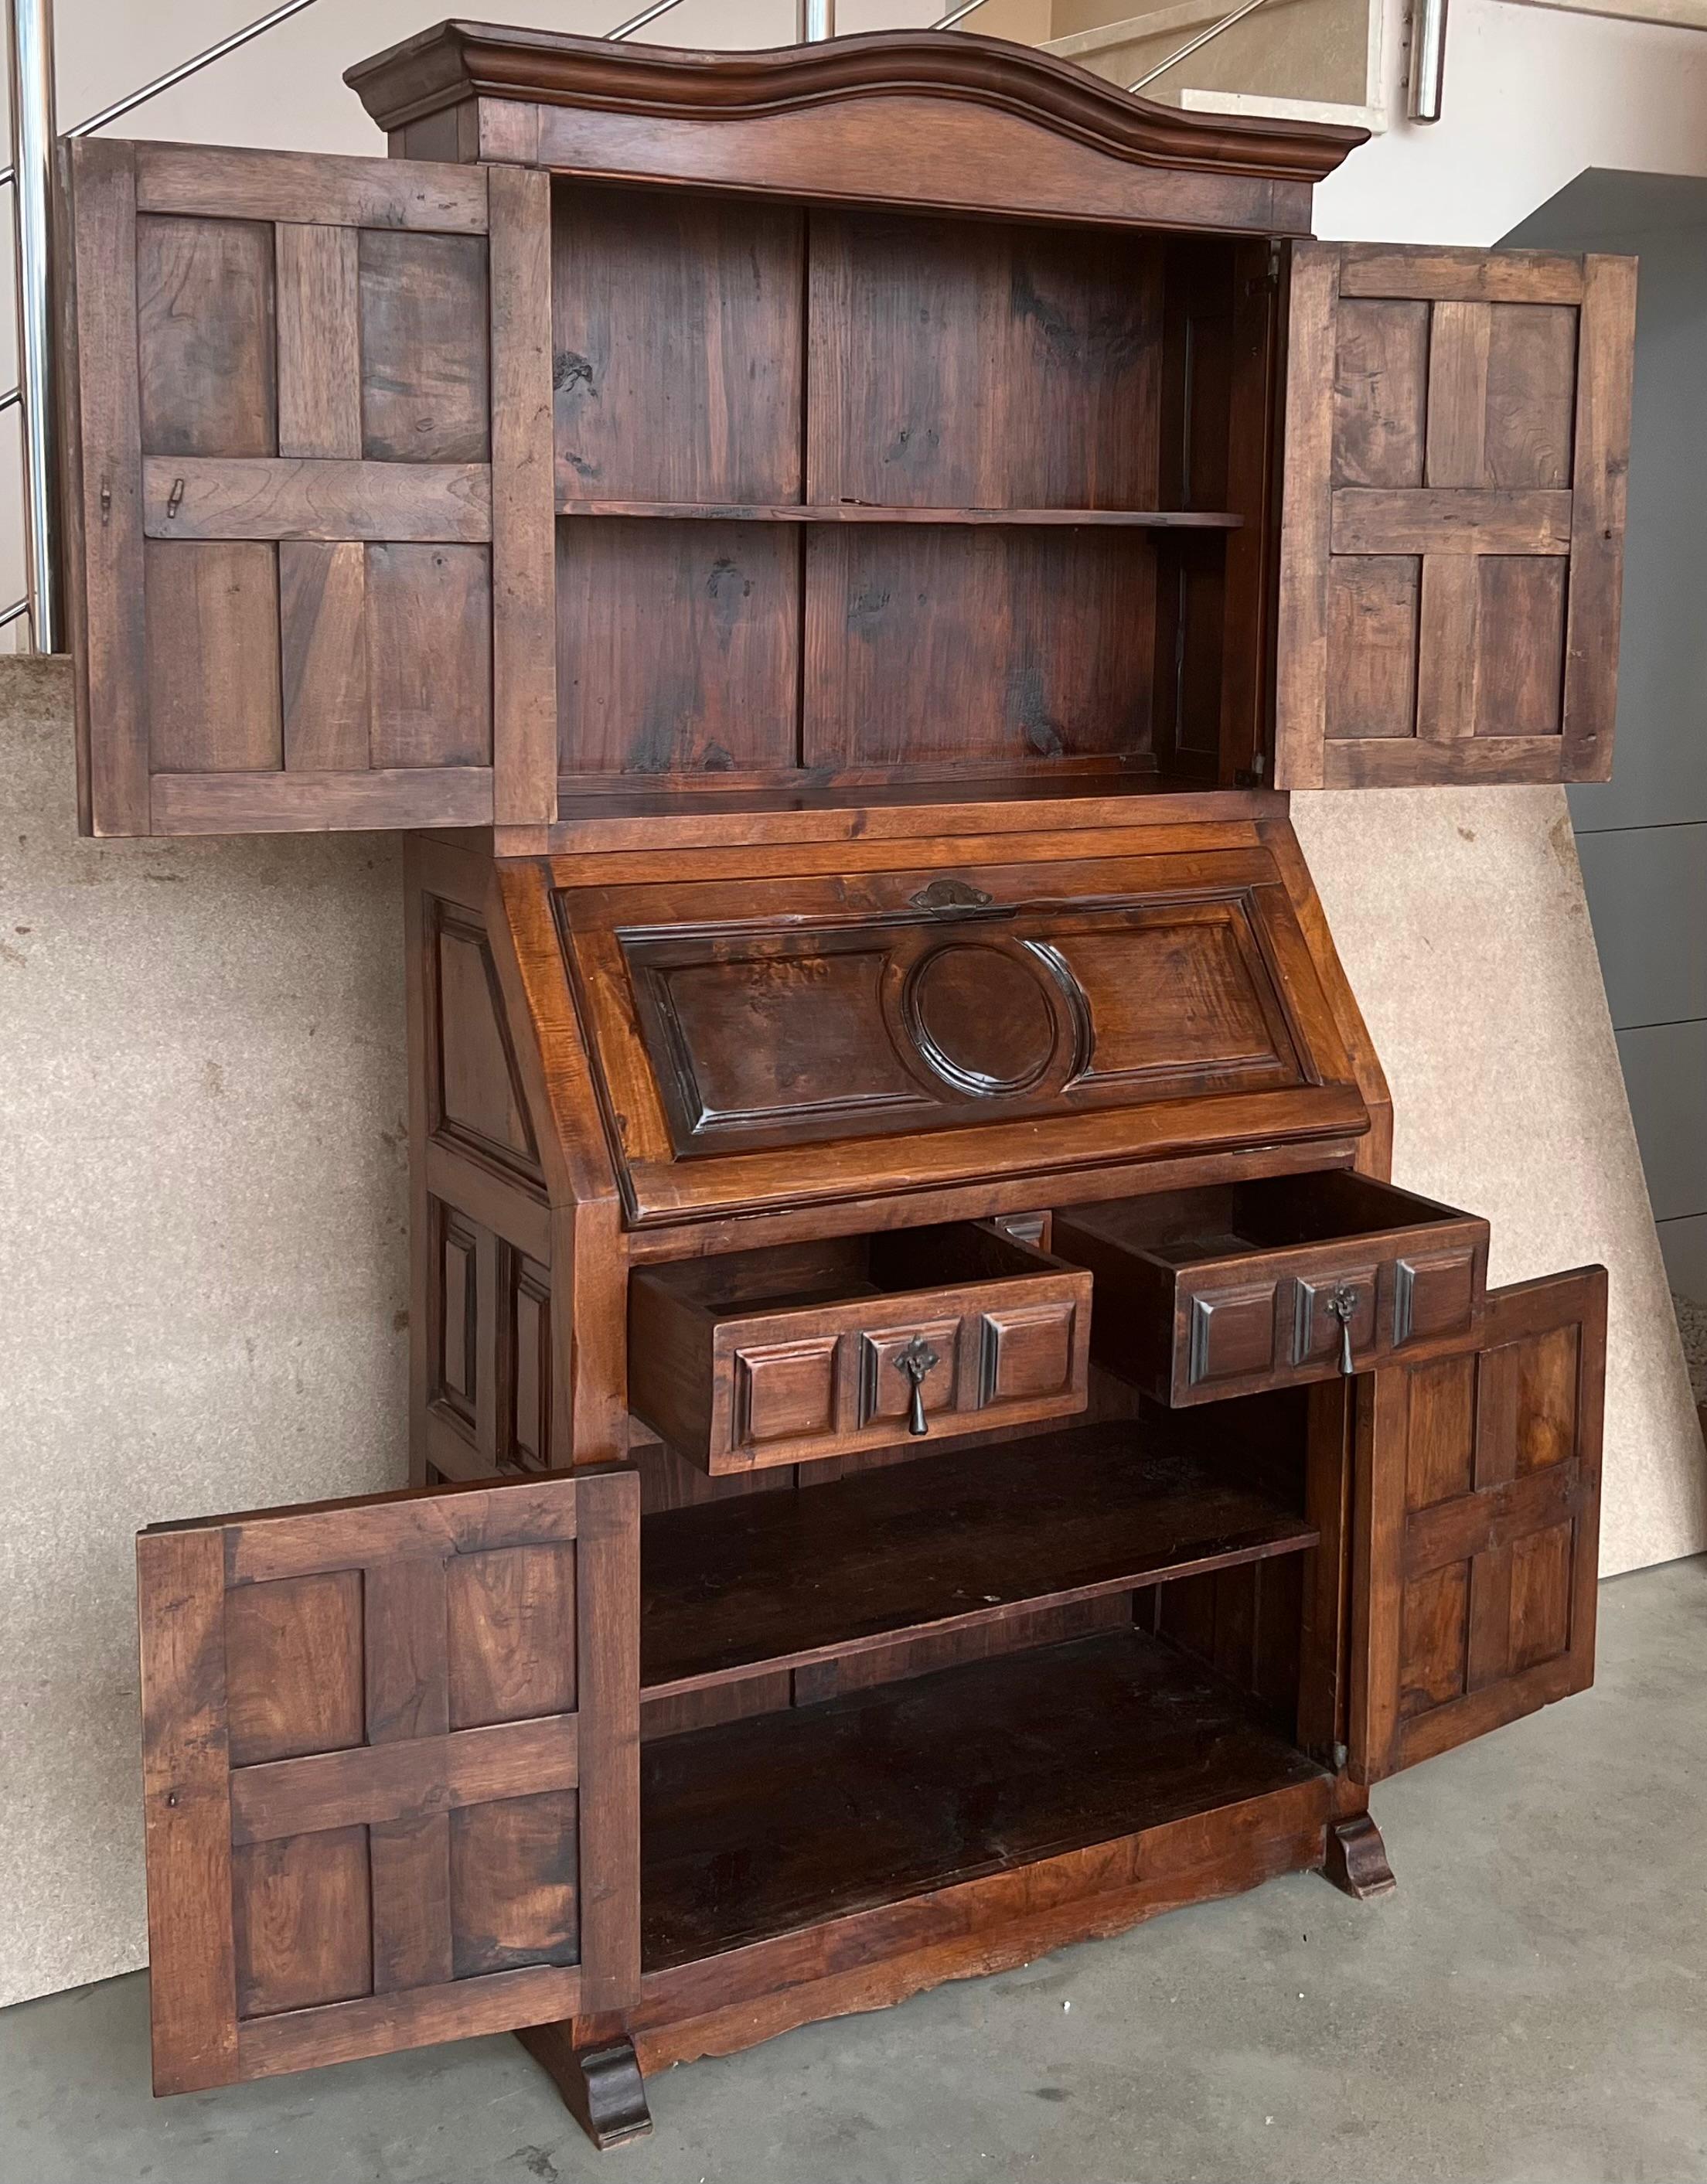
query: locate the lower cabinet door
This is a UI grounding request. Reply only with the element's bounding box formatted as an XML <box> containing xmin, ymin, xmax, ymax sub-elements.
<box><xmin>136</xmin><ymin>1464</ymin><xmax>640</xmax><ymax>2094</ymax></box>
<box><xmin>1350</xmin><ymin>1266</ymin><xmax>1606</xmax><ymax>1783</ymax></box>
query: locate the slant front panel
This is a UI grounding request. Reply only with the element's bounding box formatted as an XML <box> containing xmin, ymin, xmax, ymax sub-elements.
<box><xmin>554</xmin><ymin>848</ymin><xmax>1369</xmax><ymax>1221</ymax></box>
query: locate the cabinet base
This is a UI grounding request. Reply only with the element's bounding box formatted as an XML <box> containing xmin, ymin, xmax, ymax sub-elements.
<box><xmin>1319</xmin><ymin>1811</ymin><xmax>1397</xmax><ymax>1900</ymax></box>
<box><xmin>517</xmin><ymin>2026</ymin><xmax>652</xmax><ymax>2150</ymax></box>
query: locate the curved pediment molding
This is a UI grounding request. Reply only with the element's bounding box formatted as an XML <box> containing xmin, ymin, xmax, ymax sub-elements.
<box><xmin>348</xmin><ymin>23</ymin><xmax>1365</xmax><ymax>185</ymax></box>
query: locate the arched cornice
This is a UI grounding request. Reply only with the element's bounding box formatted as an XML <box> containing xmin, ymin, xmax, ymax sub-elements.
<box><xmin>348</xmin><ymin>22</ymin><xmax>1365</xmax><ymax>185</ymax></box>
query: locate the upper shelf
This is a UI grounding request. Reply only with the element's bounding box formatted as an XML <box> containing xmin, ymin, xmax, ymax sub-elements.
<box><xmin>554</xmin><ymin>496</ymin><xmax>1245</xmax><ymax>530</ymax></box>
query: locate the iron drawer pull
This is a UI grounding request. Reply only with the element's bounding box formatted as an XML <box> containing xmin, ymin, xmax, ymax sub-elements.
<box><xmin>894</xmin><ymin>1334</ymin><xmax>941</xmax><ymax>1436</ymax></box>
<box><xmin>1326</xmin><ymin>1284</ymin><xmax>1359</xmax><ymax>1377</ymax></box>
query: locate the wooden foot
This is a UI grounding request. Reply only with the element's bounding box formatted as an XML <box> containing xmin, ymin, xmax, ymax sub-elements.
<box><xmin>1320</xmin><ymin>1812</ymin><xmax>1397</xmax><ymax>1900</ymax></box>
<box><xmin>518</xmin><ymin>2024</ymin><xmax>653</xmax><ymax>2150</ymax></box>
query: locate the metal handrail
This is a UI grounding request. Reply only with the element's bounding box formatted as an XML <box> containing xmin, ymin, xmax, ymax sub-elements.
<box><xmin>1409</xmin><ymin>0</ymin><xmax>1448</xmax><ymax>120</ymax></box>
<box><xmin>1129</xmin><ymin>0</ymin><xmax>1272</xmax><ymax>94</ymax></box>
<box><xmin>607</xmin><ymin>0</ymin><xmax>688</xmax><ymax>39</ymax></box>
<box><xmin>0</xmin><ymin>0</ymin><xmax>324</xmax><ymax>193</ymax></box>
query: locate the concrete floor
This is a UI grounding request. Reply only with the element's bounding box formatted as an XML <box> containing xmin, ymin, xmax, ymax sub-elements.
<box><xmin>2</xmin><ymin>1558</ymin><xmax>1703</xmax><ymax>2184</ymax></box>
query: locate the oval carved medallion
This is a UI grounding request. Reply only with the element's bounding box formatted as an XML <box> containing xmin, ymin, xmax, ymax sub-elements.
<box><xmin>904</xmin><ymin>942</ymin><xmax>1061</xmax><ymax>1095</ymax></box>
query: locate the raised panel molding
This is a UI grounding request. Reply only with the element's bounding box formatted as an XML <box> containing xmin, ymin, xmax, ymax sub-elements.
<box><xmin>428</xmin><ymin>896</ymin><xmax>543</xmax><ymax>1184</ymax></box>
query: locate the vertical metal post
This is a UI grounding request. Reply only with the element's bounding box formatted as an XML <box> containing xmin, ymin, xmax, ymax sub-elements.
<box><xmin>7</xmin><ymin>0</ymin><xmax>60</xmax><ymax>652</ymax></box>
<box><xmin>1407</xmin><ymin>0</ymin><xmax>1448</xmax><ymax>122</ymax></box>
<box><xmin>798</xmin><ymin>0</ymin><xmax>835</xmax><ymax>40</ymax></box>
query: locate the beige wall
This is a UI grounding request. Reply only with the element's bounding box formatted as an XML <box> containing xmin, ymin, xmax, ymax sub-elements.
<box><xmin>0</xmin><ymin>657</ymin><xmax>409</xmax><ymax>2010</ymax></box>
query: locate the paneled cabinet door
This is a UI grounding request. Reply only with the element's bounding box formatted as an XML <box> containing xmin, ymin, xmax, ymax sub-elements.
<box><xmin>1349</xmin><ymin>1266</ymin><xmax>1606</xmax><ymax>1783</ymax></box>
<box><xmin>1276</xmin><ymin>244</ymin><xmax>1636</xmax><ymax>789</ymax></box>
<box><xmin>63</xmin><ymin>140</ymin><xmax>557</xmax><ymax>836</ymax></box>
<box><xmin>136</xmin><ymin>1466</ymin><xmax>639</xmax><ymax>2094</ymax></box>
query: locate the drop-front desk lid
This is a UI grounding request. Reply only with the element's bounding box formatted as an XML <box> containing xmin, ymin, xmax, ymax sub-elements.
<box><xmin>552</xmin><ymin>845</ymin><xmax>1370</xmax><ymax>1225</ymax></box>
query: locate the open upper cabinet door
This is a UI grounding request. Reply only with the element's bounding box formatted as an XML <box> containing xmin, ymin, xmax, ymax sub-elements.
<box><xmin>62</xmin><ymin>141</ymin><xmax>556</xmax><ymax>836</ymax></box>
<box><xmin>1349</xmin><ymin>1266</ymin><xmax>1606</xmax><ymax>1784</ymax></box>
<box><xmin>136</xmin><ymin>1465</ymin><xmax>638</xmax><ymax>2094</ymax></box>
<box><xmin>1275</xmin><ymin>244</ymin><xmax>1637</xmax><ymax>789</ymax></box>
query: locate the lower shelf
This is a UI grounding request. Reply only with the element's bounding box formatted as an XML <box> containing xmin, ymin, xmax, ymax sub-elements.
<box><xmin>641</xmin><ymin>1627</ymin><xmax>1330</xmax><ymax>1972</ymax></box>
<box><xmin>641</xmin><ymin>1418</ymin><xmax>1317</xmax><ymax>1699</ymax></box>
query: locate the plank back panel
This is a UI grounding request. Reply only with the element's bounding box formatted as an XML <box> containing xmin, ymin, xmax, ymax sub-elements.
<box><xmin>137</xmin><ymin>1466</ymin><xmax>639</xmax><ymax>2091</ymax></box>
<box><xmin>1276</xmin><ymin>243</ymin><xmax>1635</xmax><ymax>789</ymax></box>
<box><xmin>807</xmin><ymin>212</ymin><xmax>1163</xmax><ymax>509</ymax></box>
<box><xmin>66</xmin><ymin>141</ymin><xmax>557</xmax><ymax>834</ymax></box>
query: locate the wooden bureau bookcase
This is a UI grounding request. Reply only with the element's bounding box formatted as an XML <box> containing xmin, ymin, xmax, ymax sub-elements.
<box><xmin>60</xmin><ymin>23</ymin><xmax>1630</xmax><ymax>2147</ymax></box>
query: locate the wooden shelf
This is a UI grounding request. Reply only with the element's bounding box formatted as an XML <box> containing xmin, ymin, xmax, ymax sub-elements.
<box><xmin>641</xmin><ymin>1420</ymin><xmax>1317</xmax><ymax>1700</ymax></box>
<box><xmin>555</xmin><ymin>495</ymin><xmax>1244</xmax><ymax>530</ymax></box>
<box><xmin>641</xmin><ymin>1626</ymin><xmax>1329</xmax><ymax>1971</ymax></box>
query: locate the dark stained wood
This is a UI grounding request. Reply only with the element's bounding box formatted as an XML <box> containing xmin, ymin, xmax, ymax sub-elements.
<box><xmin>1052</xmin><ymin>1172</ymin><xmax>1487</xmax><ymax>1407</ymax></box>
<box><xmin>359</xmin><ymin>230</ymin><xmax>490</xmax><ymax>463</ymax></box>
<box><xmin>1320</xmin><ymin>1811</ymin><xmax>1396</xmax><ymax>1899</ymax></box>
<box><xmin>96</xmin><ymin>24</ymin><xmax>1630</xmax><ymax>2141</ymax></box>
<box><xmin>642</xmin><ymin>1417</ymin><xmax>1316</xmax><ymax>1695</ymax></box>
<box><xmin>554</xmin><ymin>846</ymin><xmax>1365</xmax><ymax>1222</ymax></box>
<box><xmin>641</xmin><ymin>1627</ymin><xmax>1331</xmax><ymax>1971</ymax></box>
<box><xmin>622</xmin><ymin>1775</ymin><xmax>1331</xmax><ymax>2071</ymax></box>
<box><xmin>137</xmin><ymin>214</ymin><xmax>276</xmax><ymax>458</ymax></box>
<box><xmin>148</xmin><ymin>766</ymin><xmax>494</xmax><ymax>833</ymax></box>
<box><xmin>135</xmin><ymin>140</ymin><xmax>490</xmax><ymax>230</ymax></box>
<box><xmin>66</xmin><ymin>139</ymin><xmax>510</xmax><ymax>836</ymax></box>
<box><xmin>551</xmin><ymin>186</ymin><xmax>802</xmax><ymax>506</ymax></box>
<box><xmin>802</xmin><ymin>526</ymin><xmax>1158</xmax><ymax>771</ymax></box>
<box><xmin>1350</xmin><ymin>1266</ymin><xmax>1606</xmax><ymax>1783</ymax></box>
<box><xmin>276</xmin><ymin>223</ymin><xmax>362</xmax><ymax>460</ymax></box>
<box><xmin>554</xmin><ymin>499</ymin><xmax>1242</xmax><ymax>528</ymax></box>
<box><xmin>489</xmin><ymin>165</ymin><xmax>559</xmax><ymax>828</ymax></box>
<box><xmin>368</xmin><ymin>543</ymin><xmax>493</xmax><ymax>768</ymax></box>
<box><xmin>347</xmin><ymin>26</ymin><xmax>1365</xmax><ymax>234</ymax></box>
<box><xmin>141</xmin><ymin>457</ymin><xmax>491</xmax><ymax>543</ymax></box>
<box><xmin>1562</xmin><ymin>255</ymin><xmax>1638</xmax><ymax>782</ymax></box>
<box><xmin>137</xmin><ymin>1528</ymin><xmax>238</xmax><ymax>2094</ymax></box>
<box><xmin>145</xmin><ymin>542</ymin><xmax>282</xmax><ymax>774</ymax></box>
<box><xmin>556</xmin><ymin>518</ymin><xmax>798</xmax><ymax>777</ymax></box>
<box><xmin>63</xmin><ymin>139</ymin><xmax>148</xmax><ymax>834</ymax></box>
<box><xmin>1277</xmin><ymin>240</ymin><xmax>1636</xmax><ymax>789</ymax></box>
<box><xmin>135</xmin><ymin>1466</ymin><xmax>641</xmax><ymax>2094</ymax></box>
<box><xmin>280</xmin><ymin>541</ymin><xmax>369</xmax><ymax>772</ymax></box>
<box><xmin>807</xmin><ymin>213</ymin><xmax>1162</xmax><ymax>510</ymax></box>
<box><xmin>628</xmin><ymin>1224</ymin><xmax>1090</xmax><ymax>1474</ymax></box>
<box><xmin>518</xmin><ymin>2028</ymin><xmax>654</xmax><ymax>2148</ymax></box>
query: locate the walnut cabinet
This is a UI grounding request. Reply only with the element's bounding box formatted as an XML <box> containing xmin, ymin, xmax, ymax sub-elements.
<box><xmin>60</xmin><ymin>22</ymin><xmax>1630</xmax><ymax>2148</ymax></box>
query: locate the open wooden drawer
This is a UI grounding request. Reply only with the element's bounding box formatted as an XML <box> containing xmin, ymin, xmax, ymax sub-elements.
<box><xmin>628</xmin><ymin>1222</ymin><xmax>1092</xmax><ymax>1474</ymax></box>
<box><xmin>1052</xmin><ymin>1173</ymin><xmax>1488</xmax><ymax>1406</ymax></box>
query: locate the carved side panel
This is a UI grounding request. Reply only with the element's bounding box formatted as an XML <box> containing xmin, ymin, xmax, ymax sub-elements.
<box><xmin>428</xmin><ymin>896</ymin><xmax>542</xmax><ymax>1182</ymax></box>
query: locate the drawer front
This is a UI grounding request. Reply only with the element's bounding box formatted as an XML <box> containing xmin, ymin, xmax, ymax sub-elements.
<box><xmin>708</xmin><ymin>1273</ymin><xmax>1090</xmax><ymax>1472</ymax></box>
<box><xmin>1174</xmin><ymin>1235</ymin><xmax>1481</xmax><ymax>1404</ymax></box>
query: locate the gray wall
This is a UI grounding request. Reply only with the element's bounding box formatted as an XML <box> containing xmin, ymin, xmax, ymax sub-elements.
<box><xmin>1507</xmin><ymin>173</ymin><xmax>1707</xmax><ymax>1302</ymax></box>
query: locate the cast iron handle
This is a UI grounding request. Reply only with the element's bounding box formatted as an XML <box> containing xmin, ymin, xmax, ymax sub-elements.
<box><xmin>908</xmin><ymin>878</ymin><xmax>993</xmax><ymax>913</ymax></box>
<box><xmin>1325</xmin><ymin>1284</ymin><xmax>1360</xmax><ymax>1377</ymax></box>
<box><xmin>894</xmin><ymin>1334</ymin><xmax>941</xmax><ymax>1436</ymax></box>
